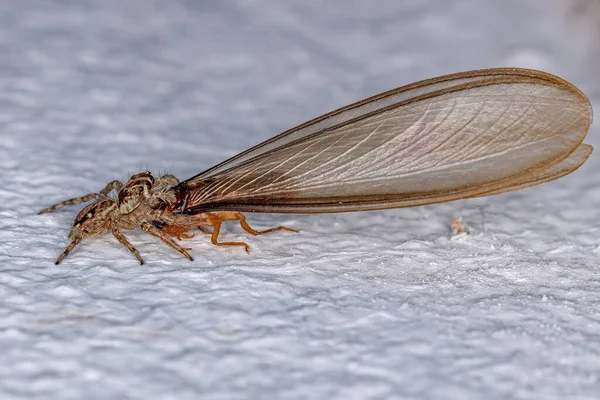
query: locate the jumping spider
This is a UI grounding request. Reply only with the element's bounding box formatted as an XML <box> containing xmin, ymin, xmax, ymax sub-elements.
<box><xmin>40</xmin><ymin>172</ymin><xmax>297</xmax><ymax>264</ymax></box>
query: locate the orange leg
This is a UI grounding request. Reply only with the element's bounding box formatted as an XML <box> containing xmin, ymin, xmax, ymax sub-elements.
<box><xmin>203</xmin><ymin>212</ymin><xmax>298</xmax><ymax>253</ymax></box>
<box><xmin>152</xmin><ymin>212</ymin><xmax>298</xmax><ymax>253</ymax></box>
<box><xmin>197</xmin><ymin>226</ymin><xmax>213</xmax><ymax>234</ymax></box>
<box><xmin>236</xmin><ymin>213</ymin><xmax>299</xmax><ymax>236</ymax></box>
<box><xmin>208</xmin><ymin>219</ymin><xmax>250</xmax><ymax>253</ymax></box>
<box><xmin>161</xmin><ymin>225</ymin><xmax>195</xmax><ymax>240</ymax></box>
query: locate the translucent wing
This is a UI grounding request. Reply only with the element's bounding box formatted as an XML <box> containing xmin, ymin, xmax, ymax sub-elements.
<box><xmin>473</xmin><ymin>143</ymin><xmax>592</xmax><ymax>198</ymax></box>
<box><xmin>175</xmin><ymin>68</ymin><xmax>593</xmax><ymax>214</ymax></box>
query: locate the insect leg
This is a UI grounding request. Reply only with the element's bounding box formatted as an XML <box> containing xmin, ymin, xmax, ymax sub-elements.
<box><xmin>111</xmin><ymin>228</ymin><xmax>145</xmax><ymax>264</ymax></box>
<box><xmin>197</xmin><ymin>226</ymin><xmax>213</xmax><ymax>234</ymax></box>
<box><xmin>39</xmin><ymin>180</ymin><xmax>123</xmax><ymax>214</ymax></box>
<box><xmin>55</xmin><ymin>237</ymin><xmax>82</xmax><ymax>264</ymax></box>
<box><xmin>236</xmin><ymin>213</ymin><xmax>299</xmax><ymax>236</ymax></box>
<box><xmin>140</xmin><ymin>220</ymin><xmax>194</xmax><ymax>261</ymax></box>
<box><xmin>207</xmin><ymin>216</ymin><xmax>250</xmax><ymax>253</ymax></box>
<box><xmin>160</xmin><ymin>225</ymin><xmax>195</xmax><ymax>240</ymax></box>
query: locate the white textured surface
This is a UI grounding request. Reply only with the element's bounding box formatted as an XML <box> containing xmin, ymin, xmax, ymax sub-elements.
<box><xmin>1</xmin><ymin>1</ymin><xmax>600</xmax><ymax>399</ymax></box>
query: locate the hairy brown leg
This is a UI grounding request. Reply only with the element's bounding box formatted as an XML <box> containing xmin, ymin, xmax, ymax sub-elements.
<box><xmin>111</xmin><ymin>228</ymin><xmax>144</xmax><ymax>264</ymax></box>
<box><xmin>98</xmin><ymin>180</ymin><xmax>124</xmax><ymax>195</ymax></box>
<box><xmin>55</xmin><ymin>237</ymin><xmax>83</xmax><ymax>264</ymax></box>
<box><xmin>207</xmin><ymin>217</ymin><xmax>250</xmax><ymax>253</ymax></box>
<box><xmin>39</xmin><ymin>180</ymin><xmax>123</xmax><ymax>214</ymax></box>
<box><xmin>140</xmin><ymin>220</ymin><xmax>194</xmax><ymax>261</ymax></box>
<box><xmin>236</xmin><ymin>213</ymin><xmax>299</xmax><ymax>236</ymax></box>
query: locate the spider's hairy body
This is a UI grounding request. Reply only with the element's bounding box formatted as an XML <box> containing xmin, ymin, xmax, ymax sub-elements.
<box><xmin>41</xmin><ymin>172</ymin><xmax>191</xmax><ymax>264</ymax></box>
<box><xmin>41</xmin><ymin>172</ymin><xmax>296</xmax><ymax>264</ymax></box>
<box><xmin>70</xmin><ymin>199</ymin><xmax>123</xmax><ymax>239</ymax></box>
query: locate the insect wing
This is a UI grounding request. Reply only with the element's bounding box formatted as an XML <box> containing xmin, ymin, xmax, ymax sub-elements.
<box><xmin>178</xmin><ymin>68</ymin><xmax>592</xmax><ymax>214</ymax></box>
<box><xmin>473</xmin><ymin>143</ymin><xmax>592</xmax><ymax>197</ymax></box>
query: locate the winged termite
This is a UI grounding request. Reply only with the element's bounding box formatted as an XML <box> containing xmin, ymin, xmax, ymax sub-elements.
<box><xmin>40</xmin><ymin>68</ymin><xmax>593</xmax><ymax>263</ymax></box>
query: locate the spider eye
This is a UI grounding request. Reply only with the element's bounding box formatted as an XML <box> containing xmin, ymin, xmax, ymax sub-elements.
<box><xmin>123</xmin><ymin>189</ymin><xmax>129</xmax><ymax>196</ymax></box>
<box><xmin>139</xmin><ymin>186</ymin><xmax>144</xmax><ymax>193</ymax></box>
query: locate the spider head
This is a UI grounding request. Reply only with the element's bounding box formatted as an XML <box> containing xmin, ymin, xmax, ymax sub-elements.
<box><xmin>118</xmin><ymin>172</ymin><xmax>155</xmax><ymax>214</ymax></box>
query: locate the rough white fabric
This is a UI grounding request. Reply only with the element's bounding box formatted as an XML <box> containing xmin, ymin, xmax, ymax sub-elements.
<box><xmin>1</xmin><ymin>1</ymin><xmax>599</xmax><ymax>399</ymax></box>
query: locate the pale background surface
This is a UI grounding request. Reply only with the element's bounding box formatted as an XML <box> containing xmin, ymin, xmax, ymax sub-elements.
<box><xmin>1</xmin><ymin>1</ymin><xmax>599</xmax><ymax>399</ymax></box>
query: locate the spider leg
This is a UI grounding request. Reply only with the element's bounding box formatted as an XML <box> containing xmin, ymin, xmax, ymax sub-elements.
<box><xmin>140</xmin><ymin>220</ymin><xmax>194</xmax><ymax>261</ymax></box>
<box><xmin>55</xmin><ymin>237</ymin><xmax>82</xmax><ymax>264</ymax></box>
<box><xmin>98</xmin><ymin>180</ymin><xmax>124</xmax><ymax>195</ymax></box>
<box><xmin>39</xmin><ymin>180</ymin><xmax>123</xmax><ymax>214</ymax></box>
<box><xmin>111</xmin><ymin>228</ymin><xmax>144</xmax><ymax>264</ymax></box>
